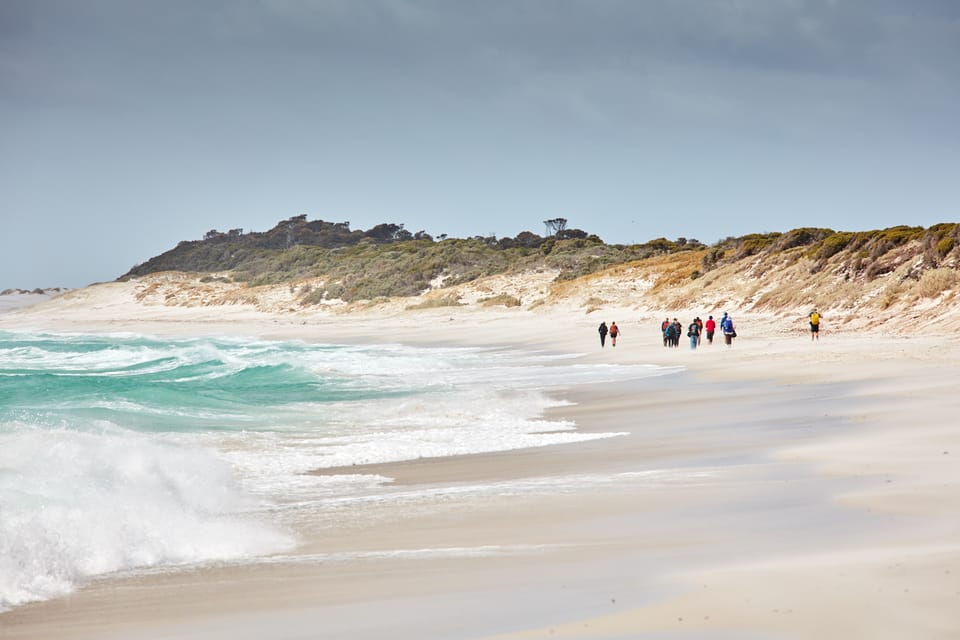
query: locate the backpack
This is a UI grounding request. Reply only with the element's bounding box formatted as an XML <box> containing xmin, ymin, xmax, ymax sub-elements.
<box><xmin>810</xmin><ymin>312</ymin><xmax>820</xmax><ymax>325</ymax></box>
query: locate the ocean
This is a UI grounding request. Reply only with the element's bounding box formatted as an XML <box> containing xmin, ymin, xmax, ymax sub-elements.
<box><xmin>0</xmin><ymin>330</ymin><xmax>678</xmax><ymax>611</ymax></box>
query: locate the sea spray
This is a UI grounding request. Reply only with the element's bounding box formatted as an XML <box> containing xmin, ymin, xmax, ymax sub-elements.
<box><xmin>0</xmin><ymin>422</ymin><xmax>294</xmax><ymax>610</ymax></box>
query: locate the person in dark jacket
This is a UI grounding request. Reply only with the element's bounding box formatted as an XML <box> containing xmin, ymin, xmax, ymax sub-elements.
<box><xmin>687</xmin><ymin>319</ymin><xmax>701</xmax><ymax>350</ymax></box>
<box><xmin>665</xmin><ymin>320</ymin><xmax>679</xmax><ymax>348</ymax></box>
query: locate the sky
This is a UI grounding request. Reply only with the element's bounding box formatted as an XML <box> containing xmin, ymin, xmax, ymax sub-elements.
<box><xmin>2</xmin><ymin>1</ymin><xmax>959</xmax><ymax>289</ymax></box>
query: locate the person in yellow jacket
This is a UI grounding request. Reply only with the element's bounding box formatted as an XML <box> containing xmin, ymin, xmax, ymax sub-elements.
<box><xmin>809</xmin><ymin>309</ymin><xmax>821</xmax><ymax>341</ymax></box>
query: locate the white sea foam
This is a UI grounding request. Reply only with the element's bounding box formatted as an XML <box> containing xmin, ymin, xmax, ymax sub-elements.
<box><xmin>202</xmin><ymin>385</ymin><xmax>622</xmax><ymax>504</ymax></box>
<box><xmin>0</xmin><ymin>332</ymin><xmax>682</xmax><ymax>611</ymax></box>
<box><xmin>0</xmin><ymin>423</ymin><xmax>295</xmax><ymax>611</ymax></box>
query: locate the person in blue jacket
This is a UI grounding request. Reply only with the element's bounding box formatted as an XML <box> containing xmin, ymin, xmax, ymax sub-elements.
<box><xmin>720</xmin><ymin>313</ymin><xmax>736</xmax><ymax>346</ymax></box>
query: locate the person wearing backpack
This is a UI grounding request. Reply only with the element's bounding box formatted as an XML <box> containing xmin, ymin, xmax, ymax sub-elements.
<box><xmin>720</xmin><ymin>313</ymin><xmax>736</xmax><ymax>346</ymax></box>
<box><xmin>598</xmin><ymin>321</ymin><xmax>609</xmax><ymax>347</ymax></box>
<box><xmin>665</xmin><ymin>320</ymin><xmax>679</xmax><ymax>348</ymax></box>
<box><xmin>687</xmin><ymin>319</ymin><xmax>701</xmax><ymax>350</ymax></box>
<box><xmin>609</xmin><ymin>322</ymin><xmax>620</xmax><ymax>347</ymax></box>
<box><xmin>809</xmin><ymin>309</ymin><xmax>821</xmax><ymax>341</ymax></box>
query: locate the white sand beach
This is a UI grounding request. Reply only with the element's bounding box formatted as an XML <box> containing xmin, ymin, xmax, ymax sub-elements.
<box><xmin>1</xmin><ymin>281</ymin><xmax>958</xmax><ymax>640</ymax></box>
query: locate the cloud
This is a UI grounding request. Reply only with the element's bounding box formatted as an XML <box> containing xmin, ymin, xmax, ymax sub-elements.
<box><xmin>6</xmin><ymin>1</ymin><xmax>957</xmax><ymax>115</ymax></box>
<box><xmin>2</xmin><ymin>0</ymin><xmax>959</xmax><ymax>290</ymax></box>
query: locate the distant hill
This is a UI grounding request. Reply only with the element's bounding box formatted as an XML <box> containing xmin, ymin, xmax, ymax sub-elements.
<box><xmin>122</xmin><ymin>217</ymin><xmax>960</xmax><ymax>312</ymax></box>
<box><xmin>0</xmin><ymin>288</ymin><xmax>71</xmax><ymax>314</ymax></box>
<box><xmin>122</xmin><ymin>215</ymin><xmax>708</xmax><ymax>302</ymax></box>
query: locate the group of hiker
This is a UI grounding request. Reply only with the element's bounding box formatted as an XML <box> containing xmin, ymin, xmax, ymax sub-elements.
<box><xmin>598</xmin><ymin>309</ymin><xmax>822</xmax><ymax>349</ymax></box>
<box><xmin>597</xmin><ymin>312</ymin><xmax>736</xmax><ymax>349</ymax></box>
<box><xmin>597</xmin><ymin>321</ymin><xmax>620</xmax><ymax>347</ymax></box>
<box><xmin>660</xmin><ymin>313</ymin><xmax>735</xmax><ymax>349</ymax></box>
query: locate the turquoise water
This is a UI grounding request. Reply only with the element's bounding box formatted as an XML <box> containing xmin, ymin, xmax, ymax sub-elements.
<box><xmin>0</xmin><ymin>330</ymin><xmax>677</xmax><ymax>611</ymax></box>
<box><xmin>0</xmin><ymin>333</ymin><xmax>409</xmax><ymax>433</ymax></box>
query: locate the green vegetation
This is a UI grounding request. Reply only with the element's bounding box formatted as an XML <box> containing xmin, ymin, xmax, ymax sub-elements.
<box><xmin>816</xmin><ymin>232</ymin><xmax>855</xmax><ymax>259</ymax></box>
<box><xmin>121</xmin><ymin>216</ymin><xmax>960</xmax><ymax>303</ymax></box>
<box><xmin>936</xmin><ymin>236</ymin><xmax>956</xmax><ymax>258</ymax></box>
<box><xmin>122</xmin><ymin>216</ymin><xmax>707</xmax><ymax>303</ymax></box>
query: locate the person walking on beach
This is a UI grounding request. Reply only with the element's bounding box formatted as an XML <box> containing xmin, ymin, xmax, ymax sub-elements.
<box><xmin>720</xmin><ymin>313</ymin><xmax>736</xmax><ymax>346</ymax></box>
<box><xmin>667</xmin><ymin>322</ymin><xmax>680</xmax><ymax>347</ymax></box>
<box><xmin>694</xmin><ymin>317</ymin><xmax>704</xmax><ymax>346</ymax></box>
<box><xmin>687</xmin><ymin>318</ymin><xmax>701</xmax><ymax>350</ymax></box>
<box><xmin>661</xmin><ymin>317</ymin><xmax>671</xmax><ymax>347</ymax></box>
<box><xmin>809</xmin><ymin>309</ymin><xmax>821</xmax><ymax>341</ymax></box>
<box><xmin>609</xmin><ymin>322</ymin><xmax>620</xmax><ymax>347</ymax></box>
<box><xmin>704</xmin><ymin>315</ymin><xmax>716</xmax><ymax>344</ymax></box>
<box><xmin>598</xmin><ymin>321</ymin><xmax>608</xmax><ymax>347</ymax></box>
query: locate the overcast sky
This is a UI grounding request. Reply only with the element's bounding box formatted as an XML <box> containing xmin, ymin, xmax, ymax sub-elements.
<box><xmin>2</xmin><ymin>1</ymin><xmax>958</xmax><ymax>289</ymax></box>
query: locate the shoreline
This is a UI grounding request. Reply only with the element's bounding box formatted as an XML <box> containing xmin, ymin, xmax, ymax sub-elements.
<box><xmin>2</xmin><ymin>300</ymin><xmax>959</xmax><ymax>639</ymax></box>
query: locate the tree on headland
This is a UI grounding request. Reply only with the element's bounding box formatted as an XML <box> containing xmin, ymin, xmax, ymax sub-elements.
<box><xmin>543</xmin><ymin>218</ymin><xmax>567</xmax><ymax>237</ymax></box>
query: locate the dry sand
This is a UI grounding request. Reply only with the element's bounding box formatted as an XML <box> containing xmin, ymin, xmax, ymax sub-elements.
<box><xmin>1</xmin><ymin>283</ymin><xmax>959</xmax><ymax>639</ymax></box>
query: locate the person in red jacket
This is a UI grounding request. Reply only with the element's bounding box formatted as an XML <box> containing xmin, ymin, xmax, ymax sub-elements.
<box><xmin>704</xmin><ymin>315</ymin><xmax>716</xmax><ymax>345</ymax></box>
<box><xmin>609</xmin><ymin>322</ymin><xmax>620</xmax><ymax>347</ymax></box>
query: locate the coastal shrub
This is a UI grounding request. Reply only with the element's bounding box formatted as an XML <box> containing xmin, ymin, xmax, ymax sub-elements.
<box><xmin>816</xmin><ymin>232</ymin><xmax>854</xmax><ymax>259</ymax></box>
<box><xmin>928</xmin><ymin>222</ymin><xmax>959</xmax><ymax>237</ymax></box>
<box><xmin>405</xmin><ymin>294</ymin><xmax>463</xmax><ymax>310</ymax></box>
<box><xmin>734</xmin><ymin>233</ymin><xmax>780</xmax><ymax>259</ymax></box>
<box><xmin>865</xmin><ymin>260</ymin><xmax>896</xmax><ymax>278</ymax></box>
<box><xmin>774</xmin><ymin>228</ymin><xmax>833</xmax><ymax>251</ymax></box>
<box><xmin>479</xmin><ymin>294</ymin><xmax>521</xmax><ymax>308</ymax></box>
<box><xmin>300</xmin><ymin>288</ymin><xmax>328</xmax><ymax>305</ymax></box>
<box><xmin>326</xmin><ymin>282</ymin><xmax>346</xmax><ymax>299</ymax></box>
<box><xmin>878</xmin><ymin>225</ymin><xmax>924</xmax><ymax>245</ymax></box>
<box><xmin>916</xmin><ymin>268</ymin><xmax>958</xmax><ymax>298</ymax></box>
<box><xmin>701</xmin><ymin>247</ymin><xmax>724</xmax><ymax>271</ymax></box>
<box><xmin>879</xmin><ymin>285</ymin><xmax>898</xmax><ymax>308</ymax></box>
<box><xmin>868</xmin><ymin>240</ymin><xmax>895</xmax><ymax>261</ymax></box>
<box><xmin>936</xmin><ymin>236</ymin><xmax>955</xmax><ymax>258</ymax></box>
<box><xmin>644</xmin><ymin>238</ymin><xmax>677</xmax><ymax>254</ymax></box>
